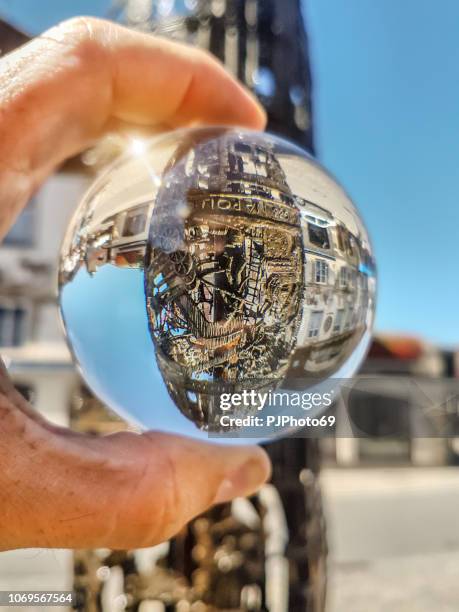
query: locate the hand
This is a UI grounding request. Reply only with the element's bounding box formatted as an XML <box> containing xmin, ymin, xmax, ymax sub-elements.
<box><xmin>0</xmin><ymin>17</ymin><xmax>270</xmax><ymax>551</ymax></box>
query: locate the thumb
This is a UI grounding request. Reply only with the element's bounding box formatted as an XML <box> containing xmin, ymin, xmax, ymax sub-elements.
<box><xmin>0</xmin><ymin>362</ymin><xmax>271</xmax><ymax>551</ymax></box>
<box><xmin>8</xmin><ymin>427</ymin><xmax>272</xmax><ymax>551</ymax></box>
<box><xmin>98</xmin><ymin>431</ymin><xmax>271</xmax><ymax>549</ymax></box>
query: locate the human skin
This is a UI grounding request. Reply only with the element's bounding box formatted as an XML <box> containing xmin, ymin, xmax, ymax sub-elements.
<box><xmin>0</xmin><ymin>17</ymin><xmax>270</xmax><ymax>551</ymax></box>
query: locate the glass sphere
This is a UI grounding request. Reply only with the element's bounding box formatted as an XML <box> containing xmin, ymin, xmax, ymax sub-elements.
<box><xmin>59</xmin><ymin>127</ymin><xmax>376</xmax><ymax>442</ymax></box>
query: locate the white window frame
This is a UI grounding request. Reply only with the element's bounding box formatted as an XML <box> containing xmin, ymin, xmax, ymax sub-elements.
<box><xmin>333</xmin><ymin>309</ymin><xmax>345</xmax><ymax>333</ymax></box>
<box><xmin>308</xmin><ymin>310</ymin><xmax>323</xmax><ymax>338</ymax></box>
<box><xmin>314</xmin><ymin>260</ymin><xmax>329</xmax><ymax>284</ymax></box>
<box><xmin>340</xmin><ymin>266</ymin><xmax>353</xmax><ymax>288</ymax></box>
<box><xmin>0</xmin><ymin>302</ymin><xmax>28</xmax><ymax>347</ymax></box>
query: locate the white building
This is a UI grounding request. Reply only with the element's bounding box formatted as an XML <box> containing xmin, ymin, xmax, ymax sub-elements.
<box><xmin>0</xmin><ymin>168</ymin><xmax>89</xmax><ymax>346</ymax></box>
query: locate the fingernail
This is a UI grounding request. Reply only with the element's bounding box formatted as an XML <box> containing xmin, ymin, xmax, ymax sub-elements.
<box><xmin>214</xmin><ymin>457</ymin><xmax>269</xmax><ymax>505</ymax></box>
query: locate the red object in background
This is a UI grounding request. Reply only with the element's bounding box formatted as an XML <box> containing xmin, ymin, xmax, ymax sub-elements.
<box><xmin>369</xmin><ymin>335</ymin><xmax>425</xmax><ymax>361</ymax></box>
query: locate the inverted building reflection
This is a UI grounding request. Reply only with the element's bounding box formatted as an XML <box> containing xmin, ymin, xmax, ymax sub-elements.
<box><xmin>59</xmin><ymin>130</ymin><xmax>375</xmax><ymax>431</ymax></box>
<box><xmin>144</xmin><ymin>132</ymin><xmax>304</xmax><ymax>428</ymax></box>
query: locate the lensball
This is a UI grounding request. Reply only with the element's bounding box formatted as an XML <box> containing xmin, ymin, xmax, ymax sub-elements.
<box><xmin>59</xmin><ymin>127</ymin><xmax>376</xmax><ymax>442</ymax></box>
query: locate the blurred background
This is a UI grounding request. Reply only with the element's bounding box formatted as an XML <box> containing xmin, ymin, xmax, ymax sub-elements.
<box><xmin>0</xmin><ymin>1</ymin><xmax>459</xmax><ymax>611</ymax></box>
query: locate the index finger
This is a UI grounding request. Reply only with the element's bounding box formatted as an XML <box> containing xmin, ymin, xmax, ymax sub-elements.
<box><xmin>0</xmin><ymin>17</ymin><xmax>266</xmax><ymax>235</ymax></box>
<box><xmin>45</xmin><ymin>17</ymin><xmax>266</xmax><ymax>129</ymax></box>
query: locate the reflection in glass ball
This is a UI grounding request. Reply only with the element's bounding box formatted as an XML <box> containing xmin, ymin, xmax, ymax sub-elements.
<box><xmin>59</xmin><ymin>128</ymin><xmax>376</xmax><ymax>442</ymax></box>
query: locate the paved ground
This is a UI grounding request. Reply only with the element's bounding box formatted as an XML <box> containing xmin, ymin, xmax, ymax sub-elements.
<box><xmin>320</xmin><ymin>466</ymin><xmax>459</xmax><ymax>562</ymax></box>
<box><xmin>321</xmin><ymin>467</ymin><xmax>459</xmax><ymax>611</ymax></box>
<box><xmin>327</xmin><ymin>551</ymin><xmax>459</xmax><ymax>612</ymax></box>
<box><xmin>0</xmin><ymin>549</ymin><xmax>71</xmax><ymax>612</ymax></box>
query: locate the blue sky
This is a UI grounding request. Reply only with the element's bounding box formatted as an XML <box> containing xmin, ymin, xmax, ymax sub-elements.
<box><xmin>305</xmin><ymin>0</ymin><xmax>459</xmax><ymax>347</ymax></box>
<box><xmin>1</xmin><ymin>0</ymin><xmax>458</xmax><ymax>346</ymax></box>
